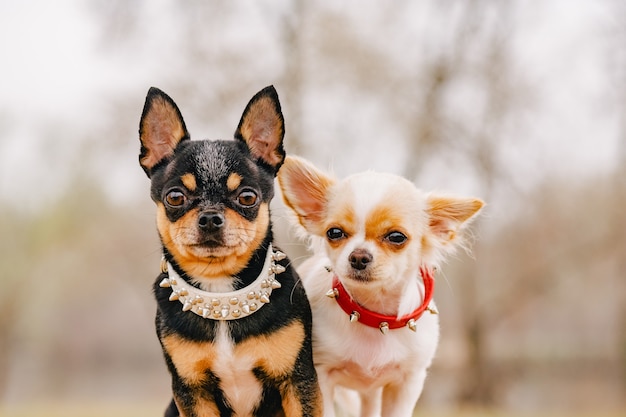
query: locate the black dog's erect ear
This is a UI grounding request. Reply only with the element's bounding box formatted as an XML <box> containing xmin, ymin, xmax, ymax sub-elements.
<box><xmin>234</xmin><ymin>85</ymin><xmax>286</xmax><ymax>174</ymax></box>
<box><xmin>139</xmin><ymin>87</ymin><xmax>190</xmax><ymax>177</ymax></box>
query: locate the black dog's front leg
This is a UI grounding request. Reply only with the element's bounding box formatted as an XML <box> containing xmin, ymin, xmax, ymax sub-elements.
<box><xmin>164</xmin><ymin>398</ymin><xmax>179</xmax><ymax>417</ymax></box>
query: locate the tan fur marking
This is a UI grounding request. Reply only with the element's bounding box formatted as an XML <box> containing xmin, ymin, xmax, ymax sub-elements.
<box><xmin>325</xmin><ymin>201</ymin><xmax>357</xmax><ymax>250</ymax></box>
<box><xmin>181</xmin><ymin>173</ymin><xmax>197</xmax><ymax>192</ymax></box>
<box><xmin>226</xmin><ymin>173</ymin><xmax>242</xmax><ymax>191</ymax></box>
<box><xmin>193</xmin><ymin>398</ymin><xmax>221</xmax><ymax>417</ymax></box>
<box><xmin>365</xmin><ymin>204</ymin><xmax>409</xmax><ymax>250</ymax></box>
<box><xmin>162</xmin><ymin>335</ymin><xmax>217</xmax><ymax>386</ymax></box>
<box><xmin>156</xmin><ymin>203</ymin><xmax>270</xmax><ymax>279</ymax></box>
<box><xmin>328</xmin><ymin>201</ymin><xmax>356</xmax><ymax>233</ymax></box>
<box><xmin>252</xmin><ymin>203</ymin><xmax>271</xmax><ymax>254</ymax></box>
<box><xmin>280</xmin><ymin>384</ymin><xmax>304</xmax><ymax>417</ymax></box>
<box><xmin>237</xmin><ymin>321</ymin><xmax>305</xmax><ymax>379</ymax></box>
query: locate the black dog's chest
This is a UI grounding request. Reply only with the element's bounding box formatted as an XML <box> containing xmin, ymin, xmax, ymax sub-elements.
<box><xmin>162</xmin><ymin>319</ymin><xmax>306</xmax><ymax>414</ymax></box>
<box><xmin>155</xmin><ymin>274</ymin><xmax>309</xmax><ymax>416</ymax></box>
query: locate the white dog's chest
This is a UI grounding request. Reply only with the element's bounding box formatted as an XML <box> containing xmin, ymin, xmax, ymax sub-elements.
<box><xmin>315</xmin><ymin>305</ymin><xmax>440</xmax><ymax>391</ymax></box>
<box><xmin>329</xmin><ymin>360</ymin><xmax>403</xmax><ymax>389</ymax></box>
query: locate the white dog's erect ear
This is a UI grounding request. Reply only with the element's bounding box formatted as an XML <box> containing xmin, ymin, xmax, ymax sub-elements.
<box><xmin>277</xmin><ymin>156</ymin><xmax>335</xmax><ymax>234</ymax></box>
<box><xmin>426</xmin><ymin>195</ymin><xmax>484</xmax><ymax>247</ymax></box>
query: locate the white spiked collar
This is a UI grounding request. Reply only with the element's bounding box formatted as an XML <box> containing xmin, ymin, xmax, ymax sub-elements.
<box><xmin>158</xmin><ymin>244</ymin><xmax>286</xmax><ymax>320</ymax></box>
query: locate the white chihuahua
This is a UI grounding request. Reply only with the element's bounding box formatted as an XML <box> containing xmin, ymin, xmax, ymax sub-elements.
<box><xmin>278</xmin><ymin>156</ymin><xmax>484</xmax><ymax>417</ymax></box>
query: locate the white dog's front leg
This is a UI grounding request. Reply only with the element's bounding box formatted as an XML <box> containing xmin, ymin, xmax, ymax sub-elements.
<box><xmin>316</xmin><ymin>368</ymin><xmax>337</xmax><ymax>417</ymax></box>
<box><xmin>380</xmin><ymin>369</ymin><xmax>427</xmax><ymax>417</ymax></box>
<box><xmin>359</xmin><ymin>388</ymin><xmax>382</xmax><ymax>417</ymax></box>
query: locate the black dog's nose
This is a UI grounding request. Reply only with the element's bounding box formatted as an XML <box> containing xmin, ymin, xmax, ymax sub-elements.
<box><xmin>198</xmin><ymin>211</ymin><xmax>225</xmax><ymax>232</ymax></box>
<box><xmin>349</xmin><ymin>249</ymin><xmax>373</xmax><ymax>270</ymax></box>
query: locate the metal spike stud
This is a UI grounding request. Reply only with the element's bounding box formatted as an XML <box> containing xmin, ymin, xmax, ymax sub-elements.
<box><xmin>407</xmin><ymin>319</ymin><xmax>417</xmax><ymax>332</ymax></box>
<box><xmin>221</xmin><ymin>306</ymin><xmax>230</xmax><ymax>318</ymax></box>
<box><xmin>326</xmin><ymin>288</ymin><xmax>339</xmax><ymax>298</ymax></box>
<box><xmin>272</xmin><ymin>250</ymin><xmax>287</xmax><ymax>261</ymax></box>
<box><xmin>350</xmin><ymin>311</ymin><xmax>360</xmax><ymax>323</ymax></box>
<box><xmin>271</xmin><ymin>280</ymin><xmax>282</xmax><ymax>289</ymax></box>
<box><xmin>260</xmin><ymin>293</ymin><xmax>270</xmax><ymax>304</ymax></box>
<box><xmin>159</xmin><ymin>278</ymin><xmax>171</xmax><ymax>288</ymax></box>
<box><xmin>160</xmin><ymin>257</ymin><xmax>168</xmax><ymax>274</ymax></box>
<box><xmin>379</xmin><ymin>322</ymin><xmax>389</xmax><ymax>335</ymax></box>
<box><xmin>427</xmin><ymin>305</ymin><xmax>439</xmax><ymax>315</ymax></box>
<box><xmin>242</xmin><ymin>304</ymin><xmax>251</xmax><ymax>314</ymax></box>
<box><xmin>182</xmin><ymin>300</ymin><xmax>193</xmax><ymax>312</ymax></box>
<box><xmin>169</xmin><ymin>291</ymin><xmax>180</xmax><ymax>301</ymax></box>
<box><xmin>271</xmin><ymin>264</ymin><xmax>286</xmax><ymax>275</ymax></box>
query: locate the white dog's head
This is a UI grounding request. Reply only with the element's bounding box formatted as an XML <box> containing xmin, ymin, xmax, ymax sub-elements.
<box><xmin>278</xmin><ymin>156</ymin><xmax>484</xmax><ymax>294</ymax></box>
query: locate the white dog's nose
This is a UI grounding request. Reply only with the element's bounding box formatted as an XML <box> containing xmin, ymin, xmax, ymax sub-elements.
<box><xmin>349</xmin><ymin>248</ymin><xmax>373</xmax><ymax>270</ymax></box>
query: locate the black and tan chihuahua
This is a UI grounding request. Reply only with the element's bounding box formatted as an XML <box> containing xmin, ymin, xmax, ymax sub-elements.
<box><xmin>139</xmin><ymin>86</ymin><xmax>322</xmax><ymax>417</ymax></box>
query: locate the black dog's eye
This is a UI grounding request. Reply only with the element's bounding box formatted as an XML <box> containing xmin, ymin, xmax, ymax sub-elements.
<box><xmin>165</xmin><ymin>190</ymin><xmax>186</xmax><ymax>207</ymax></box>
<box><xmin>326</xmin><ymin>227</ymin><xmax>346</xmax><ymax>241</ymax></box>
<box><xmin>237</xmin><ymin>190</ymin><xmax>258</xmax><ymax>207</ymax></box>
<box><xmin>385</xmin><ymin>231</ymin><xmax>408</xmax><ymax>245</ymax></box>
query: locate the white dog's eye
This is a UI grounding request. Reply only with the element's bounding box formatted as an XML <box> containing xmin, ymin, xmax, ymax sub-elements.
<box><xmin>385</xmin><ymin>231</ymin><xmax>408</xmax><ymax>245</ymax></box>
<box><xmin>326</xmin><ymin>227</ymin><xmax>346</xmax><ymax>241</ymax></box>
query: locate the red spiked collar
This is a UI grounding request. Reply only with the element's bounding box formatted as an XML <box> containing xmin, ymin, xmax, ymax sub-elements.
<box><xmin>328</xmin><ymin>266</ymin><xmax>436</xmax><ymax>334</ymax></box>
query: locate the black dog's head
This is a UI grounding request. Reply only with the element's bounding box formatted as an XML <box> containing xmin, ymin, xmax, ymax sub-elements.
<box><xmin>139</xmin><ymin>86</ymin><xmax>285</xmax><ymax>280</ymax></box>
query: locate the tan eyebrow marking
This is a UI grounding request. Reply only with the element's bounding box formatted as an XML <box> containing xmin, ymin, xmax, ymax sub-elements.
<box><xmin>181</xmin><ymin>173</ymin><xmax>197</xmax><ymax>191</ymax></box>
<box><xmin>227</xmin><ymin>173</ymin><xmax>242</xmax><ymax>191</ymax></box>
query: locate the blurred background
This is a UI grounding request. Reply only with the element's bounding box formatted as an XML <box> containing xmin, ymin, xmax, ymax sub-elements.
<box><xmin>0</xmin><ymin>0</ymin><xmax>624</xmax><ymax>416</ymax></box>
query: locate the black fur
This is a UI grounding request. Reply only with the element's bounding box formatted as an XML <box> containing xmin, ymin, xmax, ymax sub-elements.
<box><xmin>149</xmin><ymin>140</ymin><xmax>276</xmax><ymax>225</ymax></box>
